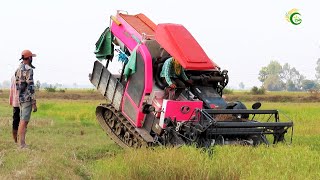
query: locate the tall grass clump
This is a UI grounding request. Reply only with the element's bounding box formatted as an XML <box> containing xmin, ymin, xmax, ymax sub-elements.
<box><xmin>91</xmin><ymin>144</ymin><xmax>320</xmax><ymax>180</ymax></box>
<box><xmin>91</xmin><ymin>146</ymin><xmax>240</xmax><ymax>180</ymax></box>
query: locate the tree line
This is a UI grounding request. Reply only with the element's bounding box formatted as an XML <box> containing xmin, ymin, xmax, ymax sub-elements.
<box><xmin>2</xmin><ymin>59</ymin><xmax>320</xmax><ymax>92</ymax></box>
<box><xmin>257</xmin><ymin>59</ymin><xmax>320</xmax><ymax>91</ymax></box>
<box><xmin>0</xmin><ymin>81</ymin><xmax>78</xmax><ymax>89</ymax></box>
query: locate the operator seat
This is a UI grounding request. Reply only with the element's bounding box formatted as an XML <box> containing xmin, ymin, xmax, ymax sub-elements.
<box><xmin>154</xmin><ymin>55</ymin><xmax>171</xmax><ymax>89</ymax></box>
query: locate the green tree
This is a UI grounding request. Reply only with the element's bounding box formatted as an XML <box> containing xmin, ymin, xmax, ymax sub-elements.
<box><xmin>258</xmin><ymin>61</ymin><xmax>283</xmax><ymax>91</ymax></box>
<box><xmin>239</xmin><ymin>82</ymin><xmax>245</xmax><ymax>89</ymax></box>
<box><xmin>282</xmin><ymin>64</ymin><xmax>305</xmax><ymax>91</ymax></box>
<box><xmin>36</xmin><ymin>80</ymin><xmax>41</xmax><ymax>91</ymax></box>
<box><xmin>264</xmin><ymin>75</ymin><xmax>284</xmax><ymax>91</ymax></box>
<box><xmin>259</xmin><ymin>61</ymin><xmax>305</xmax><ymax>91</ymax></box>
<box><xmin>301</xmin><ymin>80</ymin><xmax>318</xmax><ymax>91</ymax></box>
<box><xmin>286</xmin><ymin>80</ymin><xmax>296</xmax><ymax>91</ymax></box>
<box><xmin>258</xmin><ymin>61</ymin><xmax>283</xmax><ymax>83</ymax></box>
<box><xmin>316</xmin><ymin>58</ymin><xmax>320</xmax><ymax>82</ymax></box>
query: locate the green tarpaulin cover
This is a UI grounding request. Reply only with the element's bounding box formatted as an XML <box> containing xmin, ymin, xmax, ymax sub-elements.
<box><xmin>124</xmin><ymin>45</ymin><xmax>139</xmax><ymax>80</ymax></box>
<box><xmin>94</xmin><ymin>27</ymin><xmax>114</xmax><ymax>61</ymax></box>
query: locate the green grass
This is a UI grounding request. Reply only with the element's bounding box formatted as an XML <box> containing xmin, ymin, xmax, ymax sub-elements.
<box><xmin>0</xmin><ymin>98</ymin><xmax>122</xmax><ymax>179</ymax></box>
<box><xmin>0</xmin><ymin>92</ymin><xmax>320</xmax><ymax>179</ymax></box>
<box><xmin>91</xmin><ymin>145</ymin><xmax>320</xmax><ymax>180</ymax></box>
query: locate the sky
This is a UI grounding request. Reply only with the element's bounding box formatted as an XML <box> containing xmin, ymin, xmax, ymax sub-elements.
<box><xmin>1</xmin><ymin>0</ymin><xmax>320</xmax><ymax>89</ymax></box>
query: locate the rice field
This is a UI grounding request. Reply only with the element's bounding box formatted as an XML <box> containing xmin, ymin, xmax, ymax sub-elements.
<box><xmin>0</xmin><ymin>90</ymin><xmax>319</xmax><ymax>179</ymax></box>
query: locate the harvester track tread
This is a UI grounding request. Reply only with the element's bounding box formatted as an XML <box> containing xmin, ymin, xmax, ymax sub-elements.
<box><xmin>96</xmin><ymin>104</ymin><xmax>152</xmax><ymax>148</ymax></box>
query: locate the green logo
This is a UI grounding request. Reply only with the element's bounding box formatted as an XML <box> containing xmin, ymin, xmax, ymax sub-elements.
<box><xmin>286</xmin><ymin>8</ymin><xmax>302</xmax><ymax>25</ymax></box>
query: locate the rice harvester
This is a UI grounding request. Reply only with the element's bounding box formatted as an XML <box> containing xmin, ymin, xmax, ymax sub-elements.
<box><xmin>89</xmin><ymin>10</ymin><xmax>293</xmax><ymax>148</ymax></box>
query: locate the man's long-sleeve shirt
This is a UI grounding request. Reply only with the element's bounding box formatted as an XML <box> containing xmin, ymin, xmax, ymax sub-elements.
<box><xmin>15</xmin><ymin>63</ymin><xmax>36</xmax><ymax>104</ymax></box>
<box><xmin>160</xmin><ymin>57</ymin><xmax>189</xmax><ymax>86</ymax></box>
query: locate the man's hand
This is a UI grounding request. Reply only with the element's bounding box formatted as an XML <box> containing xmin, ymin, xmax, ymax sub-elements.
<box><xmin>169</xmin><ymin>83</ymin><xmax>177</xmax><ymax>89</ymax></box>
<box><xmin>32</xmin><ymin>103</ymin><xmax>37</xmax><ymax>112</ymax></box>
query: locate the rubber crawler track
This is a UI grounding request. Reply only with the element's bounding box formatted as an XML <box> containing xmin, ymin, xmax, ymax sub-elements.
<box><xmin>96</xmin><ymin>104</ymin><xmax>153</xmax><ymax>148</ymax></box>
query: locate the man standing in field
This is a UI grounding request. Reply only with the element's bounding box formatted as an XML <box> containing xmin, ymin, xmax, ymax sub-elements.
<box><xmin>16</xmin><ymin>49</ymin><xmax>38</xmax><ymax>148</ymax></box>
<box><xmin>9</xmin><ymin>74</ymin><xmax>20</xmax><ymax>143</ymax></box>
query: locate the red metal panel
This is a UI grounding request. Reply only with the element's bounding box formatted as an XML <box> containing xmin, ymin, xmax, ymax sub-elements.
<box><xmin>159</xmin><ymin>100</ymin><xmax>203</xmax><ymax>128</ymax></box>
<box><xmin>155</xmin><ymin>23</ymin><xmax>218</xmax><ymax>70</ymax></box>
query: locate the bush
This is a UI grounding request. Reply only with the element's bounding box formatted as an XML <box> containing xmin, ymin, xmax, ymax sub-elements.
<box><xmin>86</xmin><ymin>89</ymin><xmax>96</xmax><ymax>93</ymax></box>
<box><xmin>250</xmin><ymin>86</ymin><xmax>266</xmax><ymax>95</ymax></box>
<box><xmin>44</xmin><ymin>85</ymin><xmax>57</xmax><ymax>92</ymax></box>
<box><xmin>58</xmin><ymin>89</ymin><xmax>66</xmax><ymax>93</ymax></box>
<box><xmin>223</xmin><ymin>88</ymin><xmax>234</xmax><ymax>94</ymax></box>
